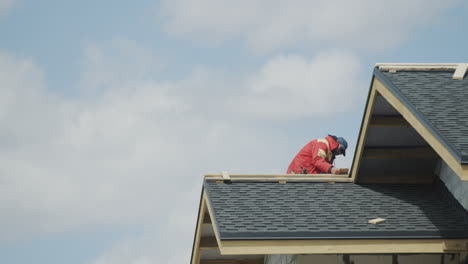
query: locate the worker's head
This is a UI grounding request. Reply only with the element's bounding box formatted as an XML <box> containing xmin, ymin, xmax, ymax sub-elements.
<box><xmin>329</xmin><ymin>135</ymin><xmax>348</xmax><ymax>156</ymax></box>
<box><xmin>335</xmin><ymin>137</ymin><xmax>348</xmax><ymax>156</ymax></box>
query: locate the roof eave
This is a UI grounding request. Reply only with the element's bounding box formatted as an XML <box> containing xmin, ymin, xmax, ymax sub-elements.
<box><xmin>218</xmin><ymin>238</ymin><xmax>468</xmax><ymax>255</ymax></box>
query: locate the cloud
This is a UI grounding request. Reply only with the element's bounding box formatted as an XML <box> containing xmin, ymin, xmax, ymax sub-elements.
<box><xmin>0</xmin><ymin>38</ymin><xmax>363</xmax><ymax>263</ymax></box>
<box><xmin>231</xmin><ymin>51</ymin><xmax>365</xmax><ymax>119</ymax></box>
<box><xmin>159</xmin><ymin>0</ymin><xmax>461</xmax><ymax>53</ymax></box>
<box><xmin>0</xmin><ymin>42</ymin><xmax>279</xmax><ymax>262</ymax></box>
<box><xmin>0</xmin><ymin>0</ymin><xmax>14</xmax><ymax>17</ymax></box>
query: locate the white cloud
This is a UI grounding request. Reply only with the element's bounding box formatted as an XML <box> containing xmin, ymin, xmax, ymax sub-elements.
<box><xmin>0</xmin><ymin>0</ymin><xmax>14</xmax><ymax>17</ymax></box>
<box><xmin>231</xmin><ymin>51</ymin><xmax>365</xmax><ymax>119</ymax></box>
<box><xmin>159</xmin><ymin>0</ymin><xmax>460</xmax><ymax>53</ymax></box>
<box><xmin>0</xmin><ymin>38</ymin><xmax>363</xmax><ymax>263</ymax></box>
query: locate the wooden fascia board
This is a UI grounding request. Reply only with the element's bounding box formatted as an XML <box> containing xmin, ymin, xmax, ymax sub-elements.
<box><xmin>191</xmin><ymin>189</ymin><xmax>207</xmax><ymax>264</ymax></box>
<box><xmin>372</xmin><ymin>75</ymin><xmax>468</xmax><ymax>181</ymax></box>
<box><xmin>205</xmin><ymin>177</ymin><xmax>352</xmax><ymax>183</ymax></box>
<box><xmin>201</xmin><ymin>260</ymin><xmax>263</xmax><ymax>264</ymax></box>
<box><xmin>205</xmin><ymin>174</ymin><xmax>349</xmax><ymax>178</ymax></box>
<box><xmin>350</xmin><ymin>77</ymin><xmax>378</xmax><ymax>182</ymax></box>
<box><xmin>203</xmin><ymin>190</ymin><xmax>223</xmax><ymax>251</ymax></box>
<box><xmin>219</xmin><ymin>239</ymin><xmax>468</xmax><ymax>255</ymax></box>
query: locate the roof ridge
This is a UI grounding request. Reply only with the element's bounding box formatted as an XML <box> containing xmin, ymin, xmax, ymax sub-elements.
<box><xmin>376</xmin><ymin>63</ymin><xmax>468</xmax><ymax>80</ymax></box>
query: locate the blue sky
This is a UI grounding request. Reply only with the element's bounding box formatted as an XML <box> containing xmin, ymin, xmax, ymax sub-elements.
<box><xmin>1</xmin><ymin>1</ymin><xmax>468</xmax><ymax>263</ymax></box>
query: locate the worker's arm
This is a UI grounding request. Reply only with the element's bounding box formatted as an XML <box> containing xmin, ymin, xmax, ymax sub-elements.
<box><xmin>311</xmin><ymin>142</ymin><xmax>334</xmax><ymax>173</ymax></box>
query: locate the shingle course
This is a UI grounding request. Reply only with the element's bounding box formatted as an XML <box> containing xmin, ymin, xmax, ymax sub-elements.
<box><xmin>204</xmin><ymin>180</ymin><xmax>468</xmax><ymax>240</ymax></box>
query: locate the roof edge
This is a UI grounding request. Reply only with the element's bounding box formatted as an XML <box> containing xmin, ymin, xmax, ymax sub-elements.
<box><xmin>220</xmin><ymin>230</ymin><xmax>468</xmax><ymax>240</ymax></box>
<box><xmin>349</xmin><ymin>71</ymin><xmax>377</xmax><ymax>182</ymax></box>
<box><xmin>204</xmin><ymin>173</ymin><xmax>352</xmax><ymax>183</ymax></box>
<box><xmin>375</xmin><ymin>63</ymin><xmax>468</xmax><ymax>80</ymax></box>
<box><xmin>190</xmin><ymin>187</ymin><xmax>205</xmax><ymax>264</ymax></box>
<box><xmin>220</xmin><ymin>238</ymin><xmax>468</xmax><ymax>254</ymax></box>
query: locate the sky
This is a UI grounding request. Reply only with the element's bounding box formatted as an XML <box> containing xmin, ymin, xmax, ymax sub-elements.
<box><xmin>0</xmin><ymin>0</ymin><xmax>468</xmax><ymax>263</ymax></box>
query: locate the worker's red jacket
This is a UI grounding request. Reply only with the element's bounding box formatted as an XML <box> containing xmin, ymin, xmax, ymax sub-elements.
<box><xmin>286</xmin><ymin>136</ymin><xmax>339</xmax><ymax>174</ymax></box>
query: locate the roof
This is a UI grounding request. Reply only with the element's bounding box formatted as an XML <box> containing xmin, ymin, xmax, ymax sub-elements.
<box><xmin>204</xmin><ymin>179</ymin><xmax>468</xmax><ymax>240</ymax></box>
<box><xmin>374</xmin><ymin>68</ymin><xmax>468</xmax><ymax>164</ymax></box>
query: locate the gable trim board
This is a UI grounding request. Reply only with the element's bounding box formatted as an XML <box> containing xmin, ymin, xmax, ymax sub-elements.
<box><xmin>350</xmin><ymin>77</ymin><xmax>378</xmax><ymax>182</ymax></box>
<box><xmin>204</xmin><ymin>190</ymin><xmax>223</xmax><ymax>248</ymax></box>
<box><xmin>351</xmin><ymin>68</ymin><xmax>468</xmax><ymax>182</ymax></box>
<box><xmin>191</xmin><ymin>189</ymin><xmax>207</xmax><ymax>264</ymax></box>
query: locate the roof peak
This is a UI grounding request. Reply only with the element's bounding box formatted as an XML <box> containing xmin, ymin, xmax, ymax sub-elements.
<box><xmin>375</xmin><ymin>63</ymin><xmax>468</xmax><ymax>80</ymax></box>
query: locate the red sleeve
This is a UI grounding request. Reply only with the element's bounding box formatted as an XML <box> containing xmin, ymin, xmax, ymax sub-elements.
<box><xmin>311</xmin><ymin>142</ymin><xmax>333</xmax><ymax>173</ymax></box>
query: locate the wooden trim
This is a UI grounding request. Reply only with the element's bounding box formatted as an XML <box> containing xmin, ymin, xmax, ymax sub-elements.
<box><xmin>369</xmin><ymin>116</ymin><xmax>410</xmax><ymax>127</ymax></box>
<box><xmin>201</xmin><ymin>260</ymin><xmax>264</xmax><ymax>264</ymax></box>
<box><xmin>200</xmin><ymin>237</ymin><xmax>218</xmax><ymax>250</ymax></box>
<box><xmin>375</xmin><ymin>62</ymin><xmax>467</xmax><ymax>80</ymax></box>
<box><xmin>376</xmin><ymin>63</ymin><xmax>460</xmax><ymax>66</ymax></box>
<box><xmin>219</xmin><ymin>239</ymin><xmax>468</xmax><ymax>255</ymax></box>
<box><xmin>191</xmin><ymin>192</ymin><xmax>208</xmax><ymax>264</ymax></box>
<box><xmin>357</xmin><ymin>174</ymin><xmax>434</xmax><ymax>184</ymax></box>
<box><xmin>362</xmin><ymin>147</ymin><xmax>438</xmax><ymax>159</ymax></box>
<box><xmin>206</xmin><ymin>177</ymin><xmax>352</xmax><ymax>183</ymax></box>
<box><xmin>204</xmin><ymin>174</ymin><xmax>351</xmax><ymax>183</ymax></box>
<box><xmin>222</xmin><ymin>171</ymin><xmax>231</xmax><ymax>180</ymax></box>
<box><xmin>204</xmin><ymin>192</ymin><xmax>223</xmax><ymax>251</ymax></box>
<box><xmin>378</xmin><ymin>66</ymin><xmax>457</xmax><ymax>71</ymax></box>
<box><xmin>205</xmin><ymin>174</ymin><xmax>348</xmax><ymax>178</ymax></box>
<box><xmin>453</xmin><ymin>63</ymin><xmax>468</xmax><ymax>80</ymax></box>
<box><xmin>373</xmin><ymin>78</ymin><xmax>468</xmax><ymax>181</ymax></box>
<box><xmin>351</xmin><ymin>83</ymin><xmax>378</xmax><ymax>182</ymax></box>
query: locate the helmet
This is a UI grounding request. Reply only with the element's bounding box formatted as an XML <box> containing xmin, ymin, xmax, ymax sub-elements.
<box><xmin>336</xmin><ymin>137</ymin><xmax>348</xmax><ymax>156</ymax></box>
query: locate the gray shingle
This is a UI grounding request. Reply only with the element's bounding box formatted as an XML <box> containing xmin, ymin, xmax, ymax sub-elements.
<box><xmin>204</xmin><ymin>180</ymin><xmax>468</xmax><ymax>240</ymax></box>
<box><xmin>378</xmin><ymin>70</ymin><xmax>468</xmax><ymax>162</ymax></box>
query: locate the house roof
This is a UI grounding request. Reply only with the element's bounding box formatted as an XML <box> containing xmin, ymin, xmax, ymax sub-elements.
<box><xmin>374</xmin><ymin>68</ymin><xmax>468</xmax><ymax>164</ymax></box>
<box><xmin>204</xmin><ymin>179</ymin><xmax>468</xmax><ymax>240</ymax></box>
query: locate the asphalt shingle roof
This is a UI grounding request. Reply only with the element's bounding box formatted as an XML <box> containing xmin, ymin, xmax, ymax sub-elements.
<box><xmin>377</xmin><ymin>69</ymin><xmax>468</xmax><ymax>163</ymax></box>
<box><xmin>204</xmin><ymin>180</ymin><xmax>468</xmax><ymax>240</ymax></box>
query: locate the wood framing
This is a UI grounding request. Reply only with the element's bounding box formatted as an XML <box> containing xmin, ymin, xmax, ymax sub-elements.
<box><xmin>205</xmin><ymin>173</ymin><xmax>349</xmax><ymax>178</ymax></box>
<box><xmin>219</xmin><ymin>239</ymin><xmax>468</xmax><ymax>255</ymax></box>
<box><xmin>372</xmin><ymin>78</ymin><xmax>468</xmax><ymax>181</ymax></box>
<box><xmin>200</xmin><ymin>237</ymin><xmax>218</xmax><ymax>250</ymax></box>
<box><xmin>204</xmin><ymin>191</ymin><xmax>223</xmax><ymax>250</ymax></box>
<box><xmin>362</xmin><ymin>147</ymin><xmax>438</xmax><ymax>160</ymax></box>
<box><xmin>350</xmin><ymin>82</ymin><xmax>378</xmax><ymax>182</ymax></box>
<box><xmin>453</xmin><ymin>63</ymin><xmax>468</xmax><ymax>80</ymax></box>
<box><xmin>375</xmin><ymin>63</ymin><xmax>467</xmax><ymax>80</ymax></box>
<box><xmin>201</xmin><ymin>260</ymin><xmax>263</xmax><ymax>264</ymax></box>
<box><xmin>369</xmin><ymin>116</ymin><xmax>410</xmax><ymax>127</ymax></box>
<box><xmin>222</xmin><ymin>171</ymin><xmax>231</xmax><ymax>180</ymax></box>
<box><xmin>357</xmin><ymin>174</ymin><xmax>434</xmax><ymax>184</ymax></box>
<box><xmin>204</xmin><ymin>174</ymin><xmax>351</xmax><ymax>184</ymax></box>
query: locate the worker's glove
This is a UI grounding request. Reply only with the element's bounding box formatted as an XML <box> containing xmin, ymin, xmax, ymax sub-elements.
<box><xmin>330</xmin><ymin>167</ymin><xmax>340</xmax><ymax>175</ymax></box>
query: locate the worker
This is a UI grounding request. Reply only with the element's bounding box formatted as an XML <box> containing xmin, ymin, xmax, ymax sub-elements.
<box><xmin>287</xmin><ymin>135</ymin><xmax>348</xmax><ymax>175</ymax></box>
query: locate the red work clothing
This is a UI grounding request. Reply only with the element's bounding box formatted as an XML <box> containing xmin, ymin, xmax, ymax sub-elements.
<box><xmin>286</xmin><ymin>136</ymin><xmax>340</xmax><ymax>174</ymax></box>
